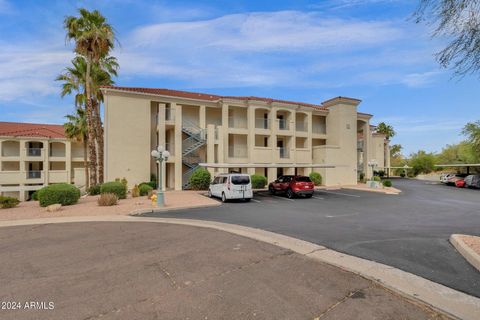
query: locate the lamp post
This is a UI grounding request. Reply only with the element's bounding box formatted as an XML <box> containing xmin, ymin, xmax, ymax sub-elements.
<box><xmin>151</xmin><ymin>145</ymin><xmax>170</xmax><ymax>206</ymax></box>
<box><xmin>403</xmin><ymin>164</ymin><xmax>409</xmax><ymax>177</ymax></box>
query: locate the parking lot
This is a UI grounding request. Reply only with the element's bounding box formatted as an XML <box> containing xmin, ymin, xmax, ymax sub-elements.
<box><xmin>141</xmin><ymin>178</ymin><xmax>480</xmax><ymax>297</ymax></box>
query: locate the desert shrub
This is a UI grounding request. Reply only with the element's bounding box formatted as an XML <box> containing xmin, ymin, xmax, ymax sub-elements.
<box><xmin>400</xmin><ymin>172</ymin><xmax>406</xmax><ymax>178</ymax></box>
<box><xmin>132</xmin><ymin>184</ymin><xmax>140</xmax><ymax>198</ymax></box>
<box><xmin>141</xmin><ymin>181</ymin><xmax>156</xmax><ymax>189</ymax></box>
<box><xmin>100</xmin><ymin>182</ymin><xmax>127</xmax><ymax>199</ymax></box>
<box><xmin>0</xmin><ymin>196</ymin><xmax>20</xmax><ymax>209</ymax></box>
<box><xmin>382</xmin><ymin>180</ymin><xmax>392</xmax><ymax>187</ymax></box>
<box><xmin>138</xmin><ymin>183</ymin><xmax>153</xmax><ymax>196</ymax></box>
<box><xmin>97</xmin><ymin>193</ymin><xmax>118</xmax><ymax>206</ymax></box>
<box><xmin>150</xmin><ymin>174</ymin><xmax>157</xmax><ymax>189</ymax></box>
<box><xmin>88</xmin><ymin>184</ymin><xmax>101</xmax><ymax>195</ymax></box>
<box><xmin>372</xmin><ymin>176</ymin><xmax>381</xmax><ymax>182</ymax></box>
<box><xmin>189</xmin><ymin>168</ymin><xmax>211</xmax><ymax>190</ymax></box>
<box><xmin>309</xmin><ymin>172</ymin><xmax>322</xmax><ymax>185</ymax></box>
<box><xmin>251</xmin><ymin>175</ymin><xmax>267</xmax><ymax>189</ymax></box>
<box><xmin>31</xmin><ymin>191</ymin><xmax>38</xmax><ymax>201</ymax></box>
<box><xmin>359</xmin><ymin>172</ymin><xmax>365</xmax><ymax>182</ymax></box>
<box><xmin>121</xmin><ymin>177</ymin><xmax>128</xmax><ymax>191</ymax></box>
<box><xmin>377</xmin><ymin>170</ymin><xmax>385</xmax><ymax>178</ymax></box>
<box><xmin>38</xmin><ymin>183</ymin><xmax>81</xmax><ymax>207</ymax></box>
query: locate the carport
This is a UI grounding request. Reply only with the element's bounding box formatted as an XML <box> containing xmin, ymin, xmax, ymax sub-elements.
<box><xmin>435</xmin><ymin>163</ymin><xmax>480</xmax><ymax>174</ymax></box>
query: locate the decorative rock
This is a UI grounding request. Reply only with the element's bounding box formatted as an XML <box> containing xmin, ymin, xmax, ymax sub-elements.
<box><xmin>46</xmin><ymin>204</ymin><xmax>62</xmax><ymax>212</ymax></box>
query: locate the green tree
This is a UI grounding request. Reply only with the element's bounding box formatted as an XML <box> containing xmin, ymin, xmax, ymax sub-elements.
<box><xmin>414</xmin><ymin>0</ymin><xmax>480</xmax><ymax>77</ymax></box>
<box><xmin>390</xmin><ymin>144</ymin><xmax>402</xmax><ymax>158</ymax></box>
<box><xmin>375</xmin><ymin>122</ymin><xmax>396</xmax><ymax>140</ymax></box>
<box><xmin>462</xmin><ymin>120</ymin><xmax>480</xmax><ymax>157</ymax></box>
<box><xmin>408</xmin><ymin>150</ymin><xmax>436</xmax><ymax>175</ymax></box>
<box><xmin>64</xmin><ymin>8</ymin><xmax>116</xmax><ymax>186</ymax></box>
<box><xmin>64</xmin><ymin>108</ymin><xmax>89</xmax><ymax>188</ymax></box>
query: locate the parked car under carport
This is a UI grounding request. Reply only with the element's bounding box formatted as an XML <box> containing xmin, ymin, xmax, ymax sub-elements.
<box><xmin>464</xmin><ymin>175</ymin><xmax>480</xmax><ymax>188</ymax></box>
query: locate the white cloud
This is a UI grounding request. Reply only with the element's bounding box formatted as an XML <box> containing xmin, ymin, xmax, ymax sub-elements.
<box><xmin>131</xmin><ymin>11</ymin><xmax>403</xmax><ymax>52</ymax></box>
<box><xmin>401</xmin><ymin>71</ymin><xmax>443</xmax><ymax>87</ymax></box>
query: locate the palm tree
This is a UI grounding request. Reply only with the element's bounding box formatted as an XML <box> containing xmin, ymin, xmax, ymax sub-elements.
<box><xmin>375</xmin><ymin>122</ymin><xmax>396</xmax><ymax>140</ymax></box>
<box><xmin>64</xmin><ymin>108</ymin><xmax>89</xmax><ymax>189</ymax></box>
<box><xmin>57</xmin><ymin>55</ymin><xmax>118</xmax><ymax>184</ymax></box>
<box><xmin>64</xmin><ymin>8</ymin><xmax>116</xmax><ymax>186</ymax></box>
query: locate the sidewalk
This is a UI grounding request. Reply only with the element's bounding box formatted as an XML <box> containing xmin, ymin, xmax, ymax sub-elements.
<box><xmin>0</xmin><ymin>220</ymin><xmax>450</xmax><ymax>320</ymax></box>
<box><xmin>0</xmin><ymin>190</ymin><xmax>219</xmax><ymax>221</ymax></box>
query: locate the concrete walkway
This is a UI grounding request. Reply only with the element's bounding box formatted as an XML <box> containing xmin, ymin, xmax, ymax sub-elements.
<box><xmin>0</xmin><ymin>220</ymin><xmax>449</xmax><ymax>320</ymax></box>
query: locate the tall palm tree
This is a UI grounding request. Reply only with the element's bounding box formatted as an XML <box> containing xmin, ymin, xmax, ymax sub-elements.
<box><xmin>64</xmin><ymin>108</ymin><xmax>89</xmax><ymax>189</ymax></box>
<box><xmin>57</xmin><ymin>55</ymin><xmax>118</xmax><ymax>184</ymax></box>
<box><xmin>64</xmin><ymin>8</ymin><xmax>116</xmax><ymax>186</ymax></box>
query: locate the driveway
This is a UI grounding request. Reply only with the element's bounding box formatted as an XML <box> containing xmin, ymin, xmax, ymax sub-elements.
<box><xmin>0</xmin><ymin>222</ymin><xmax>448</xmax><ymax>320</ymax></box>
<box><xmin>141</xmin><ymin>179</ymin><xmax>480</xmax><ymax>297</ymax></box>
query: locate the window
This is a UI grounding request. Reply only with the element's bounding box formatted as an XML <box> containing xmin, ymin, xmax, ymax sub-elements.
<box><xmin>295</xmin><ymin>176</ymin><xmax>311</xmax><ymax>182</ymax></box>
<box><xmin>231</xmin><ymin>175</ymin><xmax>250</xmax><ymax>185</ymax></box>
<box><xmin>264</xmin><ymin>137</ymin><xmax>268</xmax><ymax>147</ymax></box>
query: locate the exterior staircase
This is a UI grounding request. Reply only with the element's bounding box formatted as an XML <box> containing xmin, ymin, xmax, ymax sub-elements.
<box><xmin>182</xmin><ymin>119</ymin><xmax>206</xmax><ymax>189</ymax></box>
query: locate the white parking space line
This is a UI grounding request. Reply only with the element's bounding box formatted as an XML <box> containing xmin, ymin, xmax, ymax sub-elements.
<box><xmin>317</xmin><ymin>190</ymin><xmax>361</xmax><ymax>198</ymax></box>
<box><xmin>251</xmin><ymin>199</ymin><xmax>261</xmax><ymax>203</ymax></box>
<box><xmin>273</xmin><ymin>196</ymin><xmax>294</xmax><ymax>202</ymax></box>
<box><xmin>312</xmin><ymin>196</ymin><xmax>324</xmax><ymax>200</ymax></box>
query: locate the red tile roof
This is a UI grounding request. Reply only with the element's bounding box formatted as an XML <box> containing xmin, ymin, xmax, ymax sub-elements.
<box><xmin>0</xmin><ymin>122</ymin><xmax>65</xmax><ymax>139</ymax></box>
<box><xmin>101</xmin><ymin>86</ymin><xmax>328</xmax><ymax>110</ymax></box>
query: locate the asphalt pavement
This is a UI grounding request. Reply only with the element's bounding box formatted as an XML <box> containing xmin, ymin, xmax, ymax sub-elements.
<box><xmin>140</xmin><ymin>178</ymin><xmax>480</xmax><ymax>297</ymax></box>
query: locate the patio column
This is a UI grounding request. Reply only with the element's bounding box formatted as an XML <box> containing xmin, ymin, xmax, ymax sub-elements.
<box><xmin>174</xmin><ymin>103</ymin><xmax>182</xmax><ymax>190</ymax></box>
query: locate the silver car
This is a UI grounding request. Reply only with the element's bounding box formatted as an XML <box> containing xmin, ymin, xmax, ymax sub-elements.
<box><xmin>464</xmin><ymin>175</ymin><xmax>480</xmax><ymax>188</ymax></box>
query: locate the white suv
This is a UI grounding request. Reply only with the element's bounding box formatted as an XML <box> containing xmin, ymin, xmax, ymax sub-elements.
<box><xmin>208</xmin><ymin>174</ymin><xmax>253</xmax><ymax>202</ymax></box>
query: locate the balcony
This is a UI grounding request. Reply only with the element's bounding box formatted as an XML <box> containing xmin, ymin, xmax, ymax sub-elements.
<box><xmin>228</xmin><ymin>145</ymin><xmax>248</xmax><ymax>158</ymax></box>
<box><xmin>165</xmin><ymin>107</ymin><xmax>175</xmax><ymax>122</ymax></box>
<box><xmin>255</xmin><ymin>118</ymin><xmax>270</xmax><ymax>130</ymax></box>
<box><xmin>27</xmin><ymin>170</ymin><xmax>42</xmax><ymax>179</ymax></box>
<box><xmin>228</xmin><ymin>117</ymin><xmax>248</xmax><ymax>129</ymax></box>
<box><xmin>48</xmin><ymin>170</ymin><xmax>69</xmax><ymax>183</ymax></box>
<box><xmin>296</xmin><ymin>122</ymin><xmax>307</xmax><ymax>132</ymax></box>
<box><xmin>279</xmin><ymin>147</ymin><xmax>289</xmax><ymax>159</ymax></box>
<box><xmin>276</xmin><ymin>119</ymin><xmax>289</xmax><ymax>131</ymax></box>
<box><xmin>27</xmin><ymin>148</ymin><xmax>42</xmax><ymax>157</ymax></box>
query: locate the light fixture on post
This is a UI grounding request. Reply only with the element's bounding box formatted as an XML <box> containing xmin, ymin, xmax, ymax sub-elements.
<box><xmin>151</xmin><ymin>145</ymin><xmax>170</xmax><ymax>206</ymax></box>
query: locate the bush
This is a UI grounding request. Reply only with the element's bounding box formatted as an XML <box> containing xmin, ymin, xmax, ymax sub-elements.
<box><xmin>250</xmin><ymin>175</ymin><xmax>267</xmax><ymax>189</ymax></box>
<box><xmin>38</xmin><ymin>183</ymin><xmax>81</xmax><ymax>207</ymax></box>
<box><xmin>97</xmin><ymin>193</ymin><xmax>118</xmax><ymax>206</ymax></box>
<box><xmin>0</xmin><ymin>196</ymin><xmax>20</xmax><ymax>209</ymax></box>
<box><xmin>359</xmin><ymin>172</ymin><xmax>365</xmax><ymax>182</ymax></box>
<box><xmin>377</xmin><ymin>170</ymin><xmax>385</xmax><ymax>178</ymax></box>
<box><xmin>100</xmin><ymin>182</ymin><xmax>127</xmax><ymax>199</ymax></box>
<box><xmin>141</xmin><ymin>181</ymin><xmax>156</xmax><ymax>189</ymax></box>
<box><xmin>372</xmin><ymin>176</ymin><xmax>381</xmax><ymax>182</ymax></box>
<box><xmin>400</xmin><ymin>172</ymin><xmax>406</xmax><ymax>178</ymax></box>
<box><xmin>88</xmin><ymin>184</ymin><xmax>101</xmax><ymax>195</ymax></box>
<box><xmin>31</xmin><ymin>191</ymin><xmax>38</xmax><ymax>201</ymax></box>
<box><xmin>138</xmin><ymin>183</ymin><xmax>153</xmax><ymax>196</ymax></box>
<box><xmin>132</xmin><ymin>184</ymin><xmax>140</xmax><ymax>198</ymax></box>
<box><xmin>309</xmin><ymin>172</ymin><xmax>322</xmax><ymax>185</ymax></box>
<box><xmin>382</xmin><ymin>179</ymin><xmax>392</xmax><ymax>187</ymax></box>
<box><xmin>189</xmin><ymin>168</ymin><xmax>211</xmax><ymax>190</ymax></box>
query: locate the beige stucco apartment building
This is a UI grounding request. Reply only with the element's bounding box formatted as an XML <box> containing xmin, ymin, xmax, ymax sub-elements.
<box><xmin>0</xmin><ymin>122</ymin><xmax>86</xmax><ymax>201</ymax></box>
<box><xmin>102</xmin><ymin>86</ymin><xmax>390</xmax><ymax>190</ymax></box>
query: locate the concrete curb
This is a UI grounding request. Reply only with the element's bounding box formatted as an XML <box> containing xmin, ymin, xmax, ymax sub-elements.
<box><xmin>450</xmin><ymin>234</ymin><xmax>480</xmax><ymax>273</ymax></box>
<box><xmin>0</xmin><ymin>216</ymin><xmax>479</xmax><ymax>320</ymax></box>
<box><xmin>130</xmin><ymin>202</ymin><xmax>221</xmax><ymax>215</ymax></box>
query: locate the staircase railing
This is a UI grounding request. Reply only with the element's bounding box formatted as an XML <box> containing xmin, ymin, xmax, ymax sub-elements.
<box><xmin>181</xmin><ymin>119</ymin><xmax>207</xmax><ymax>189</ymax></box>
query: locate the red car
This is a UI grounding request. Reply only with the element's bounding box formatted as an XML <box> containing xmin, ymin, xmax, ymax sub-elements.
<box><xmin>268</xmin><ymin>175</ymin><xmax>314</xmax><ymax>198</ymax></box>
<box><xmin>455</xmin><ymin>179</ymin><xmax>466</xmax><ymax>188</ymax></box>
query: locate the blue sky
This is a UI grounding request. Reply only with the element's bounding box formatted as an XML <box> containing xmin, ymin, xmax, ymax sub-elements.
<box><xmin>0</xmin><ymin>0</ymin><xmax>479</xmax><ymax>155</ymax></box>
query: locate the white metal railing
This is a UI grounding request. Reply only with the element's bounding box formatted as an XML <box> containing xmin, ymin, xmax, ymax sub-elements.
<box><xmin>277</xmin><ymin>119</ymin><xmax>289</xmax><ymax>130</ymax></box>
<box><xmin>27</xmin><ymin>171</ymin><xmax>42</xmax><ymax>179</ymax></box>
<box><xmin>27</xmin><ymin>148</ymin><xmax>42</xmax><ymax>156</ymax></box>
<box><xmin>228</xmin><ymin>117</ymin><xmax>248</xmax><ymax>129</ymax></box>
<box><xmin>296</xmin><ymin>122</ymin><xmax>307</xmax><ymax>131</ymax></box>
<box><xmin>228</xmin><ymin>145</ymin><xmax>248</xmax><ymax>158</ymax></box>
<box><xmin>312</xmin><ymin>125</ymin><xmax>326</xmax><ymax>134</ymax></box>
<box><xmin>255</xmin><ymin>118</ymin><xmax>270</xmax><ymax>129</ymax></box>
<box><xmin>279</xmin><ymin>147</ymin><xmax>289</xmax><ymax>159</ymax></box>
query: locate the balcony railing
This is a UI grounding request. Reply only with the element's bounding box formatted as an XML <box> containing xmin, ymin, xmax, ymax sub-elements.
<box><xmin>166</xmin><ymin>107</ymin><xmax>175</xmax><ymax>121</ymax></box>
<box><xmin>279</xmin><ymin>147</ymin><xmax>289</xmax><ymax>159</ymax></box>
<box><xmin>296</xmin><ymin>122</ymin><xmax>307</xmax><ymax>132</ymax></box>
<box><xmin>27</xmin><ymin>171</ymin><xmax>42</xmax><ymax>179</ymax></box>
<box><xmin>228</xmin><ymin>117</ymin><xmax>248</xmax><ymax>129</ymax></box>
<box><xmin>27</xmin><ymin>148</ymin><xmax>42</xmax><ymax>156</ymax></box>
<box><xmin>277</xmin><ymin>119</ymin><xmax>289</xmax><ymax>130</ymax></box>
<box><xmin>357</xmin><ymin>140</ymin><xmax>364</xmax><ymax>150</ymax></box>
<box><xmin>255</xmin><ymin>118</ymin><xmax>270</xmax><ymax>129</ymax></box>
<box><xmin>312</xmin><ymin>125</ymin><xmax>326</xmax><ymax>134</ymax></box>
<box><xmin>228</xmin><ymin>145</ymin><xmax>248</xmax><ymax>158</ymax></box>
